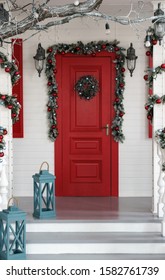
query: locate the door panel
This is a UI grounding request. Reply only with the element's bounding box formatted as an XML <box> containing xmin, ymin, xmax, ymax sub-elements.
<box><xmin>55</xmin><ymin>52</ymin><xmax>118</xmax><ymax>196</ymax></box>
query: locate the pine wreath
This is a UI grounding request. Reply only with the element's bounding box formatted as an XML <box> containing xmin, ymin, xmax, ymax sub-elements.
<box><xmin>75</xmin><ymin>75</ymin><xmax>99</xmax><ymax>100</ymax></box>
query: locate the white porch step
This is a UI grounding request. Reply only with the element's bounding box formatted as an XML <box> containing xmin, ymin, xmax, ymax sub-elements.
<box><xmin>26</xmin><ymin>221</ymin><xmax>165</xmax><ymax>258</ymax></box>
<box><xmin>26</xmin><ymin>221</ymin><xmax>161</xmax><ymax>233</ymax></box>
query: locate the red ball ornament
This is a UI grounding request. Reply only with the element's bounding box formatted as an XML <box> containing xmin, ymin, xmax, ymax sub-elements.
<box><xmin>121</xmin><ymin>67</ymin><xmax>125</xmax><ymax>72</ymax></box>
<box><xmin>47</xmin><ymin>47</ymin><xmax>53</xmax><ymax>53</ymax></box>
<box><xmin>47</xmin><ymin>107</ymin><xmax>52</xmax><ymax>112</ymax></box>
<box><xmin>47</xmin><ymin>81</ymin><xmax>52</xmax><ymax>86</ymax></box>
<box><xmin>8</xmin><ymin>105</ymin><xmax>13</xmax><ymax>109</ymax></box>
<box><xmin>48</xmin><ymin>59</ymin><xmax>52</xmax><ymax>64</ymax></box>
<box><xmin>147</xmin><ymin>115</ymin><xmax>152</xmax><ymax>120</ymax></box>
<box><xmin>119</xmin><ymin>83</ymin><xmax>124</xmax><ymax>88</ymax></box>
<box><xmin>3</xmin><ymin>129</ymin><xmax>7</xmax><ymax>135</ymax></box>
<box><xmin>115</xmin><ymin>127</ymin><xmax>119</xmax><ymax>131</ymax></box>
<box><xmin>152</xmin><ymin>39</ymin><xmax>157</xmax><ymax>45</ymax></box>
<box><xmin>14</xmin><ymin>71</ymin><xmax>19</xmax><ymax>76</ymax></box>
<box><xmin>12</xmin><ymin>113</ymin><xmax>17</xmax><ymax>118</ymax></box>
<box><xmin>76</xmin><ymin>47</ymin><xmax>80</xmax><ymax>51</ymax></box>
<box><xmin>119</xmin><ymin>112</ymin><xmax>124</xmax><ymax>117</ymax></box>
<box><xmin>115</xmin><ymin>98</ymin><xmax>120</xmax><ymax>103</ymax></box>
<box><xmin>0</xmin><ymin>152</ymin><xmax>4</xmax><ymax>157</ymax></box>
<box><xmin>161</xmin><ymin>64</ymin><xmax>165</xmax><ymax>69</ymax></box>
<box><xmin>0</xmin><ymin>135</ymin><xmax>3</xmax><ymax>140</ymax></box>
<box><xmin>146</xmin><ymin>51</ymin><xmax>151</xmax><ymax>56</ymax></box>
<box><xmin>156</xmin><ymin>99</ymin><xmax>161</xmax><ymax>104</ymax></box>
<box><xmin>102</xmin><ymin>45</ymin><xmax>106</xmax><ymax>49</ymax></box>
<box><xmin>54</xmin><ymin>69</ymin><xmax>57</xmax><ymax>74</ymax></box>
<box><xmin>116</xmin><ymin>54</ymin><xmax>120</xmax><ymax>59</ymax></box>
<box><xmin>61</xmin><ymin>51</ymin><xmax>65</xmax><ymax>55</ymax></box>
<box><xmin>0</xmin><ymin>58</ymin><xmax>4</xmax><ymax>64</ymax></box>
<box><xmin>51</xmin><ymin>124</ymin><xmax>56</xmax><ymax>129</ymax></box>
<box><xmin>5</xmin><ymin>67</ymin><xmax>10</xmax><ymax>73</ymax></box>
<box><xmin>0</xmin><ymin>95</ymin><xmax>6</xmax><ymax>100</ymax></box>
<box><xmin>52</xmin><ymin>92</ymin><xmax>58</xmax><ymax>97</ymax></box>
<box><xmin>115</xmin><ymin>47</ymin><xmax>119</xmax><ymax>51</ymax></box>
<box><xmin>145</xmin><ymin>105</ymin><xmax>149</xmax><ymax>110</ymax></box>
<box><xmin>144</xmin><ymin>74</ymin><xmax>148</xmax><ymax>81</ymax></box>
<box><xmin>92</xmin><ymin>53</ymin><xmax>96</xmax><ymax>56</ymax></box>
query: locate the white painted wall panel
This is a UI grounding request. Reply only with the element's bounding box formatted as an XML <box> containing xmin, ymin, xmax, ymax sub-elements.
<box><xmin>12</xmin><ymin>6</ymin><xmax>152</xmax><ymax>197</ymax></box>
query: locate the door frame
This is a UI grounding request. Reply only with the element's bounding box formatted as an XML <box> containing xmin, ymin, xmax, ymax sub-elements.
<box><xmin>55</xmin><ymin>50</ymin><xmax>118</xmax><ymax>197</ymax></box>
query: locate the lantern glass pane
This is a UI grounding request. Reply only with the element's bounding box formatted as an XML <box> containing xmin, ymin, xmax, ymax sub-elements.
<box><xmin>34</xmin><ymin>59</ymin><xmax>44</xmax><ymax>72</ymax></box>
<box><xmin>155</xmin><ymin>22</ymin><xmax>165</xmax><ymax>38</ymax></box>
<box><xmin>127</xmin><ymin>59</ymin><xmax>136</xmax><ymax>71</ymax></box>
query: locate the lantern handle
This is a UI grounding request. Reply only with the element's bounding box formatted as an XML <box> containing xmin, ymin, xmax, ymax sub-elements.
<box><xmin>39</xmin><ymin>161</ymin><xmax>49</xmax><ymax>172</ymax></box>
<box><xmin>7</xmin><ymin>196</ymin><xmax>19</xmax><ymax>208</ymax></box>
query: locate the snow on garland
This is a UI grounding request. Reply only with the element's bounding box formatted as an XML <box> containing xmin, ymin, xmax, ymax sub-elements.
<box><xmin>145</xmin><ymin>95</ymin><xmax>165</xmax><ymax>122</ymax></box>
<box><xmin>0</xmin><ymin>126</ymin><xmax>7</xmax><ymax>162</ymax></box>
<box><xmin>75</xmin><ymin>75</ymin><xmax>99</xmax><ymax>100</ymax></box>
<box><xmin>0</xmin><ymin>51</ymin><xmax>20</xmax><ymax>86</ymax></box>
<box><xmin>45</xmin><ymin>40</ymin><xmax>126</xmax><ymax>143</ymax></box>
<box><xmin>0</xmin><ymin>93</ymin><xmax>21</xmax><ymax>123</ymax></box>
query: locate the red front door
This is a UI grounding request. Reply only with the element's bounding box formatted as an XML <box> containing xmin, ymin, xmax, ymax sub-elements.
<box><xmin>55</xmin><ymin>52</ymin><xmax>118</xmax><ymax>196</ymax></box>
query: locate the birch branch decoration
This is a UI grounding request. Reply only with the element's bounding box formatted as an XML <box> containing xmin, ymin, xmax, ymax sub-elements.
<box><xmin>0</xmin><ymin>0</ymin><xmax>164</xmax><ymax>40</ymax></box>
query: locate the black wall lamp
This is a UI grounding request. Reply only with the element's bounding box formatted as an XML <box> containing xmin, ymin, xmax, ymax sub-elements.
<box><xmin>126</xmin><ymin>43</ymin><xmax>138</xmax><ymax>77</ymax></box>
<box><xmin>33</xmin><ymin>43</ymin><xmax>45</xmax><ymax>77</ymax></box>
<box><xmin>152</xmin><ymin>3</ymin><xmax>165</xmax><ymax>45</ymax></box>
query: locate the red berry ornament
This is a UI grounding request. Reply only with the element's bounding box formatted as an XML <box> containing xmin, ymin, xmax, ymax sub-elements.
<box><xmin>119</xmin><ymin>112</ymin><xmax>124</xmax><ymax>117</ymax></box>
<box><xmin>147</xmin><ymin>115</ymin><xmax>152</xmax><ymax>120</ymax></box>
<box><xmin>156</xmin><ymin>99</ymin><xmax>161</xmax><ymax>104</ymax></box>
<box><xmin>3</xmin><ymin>129</ymin><xmax>7</xmax><ymax>135</ymax></box>
<box><xmin>47</xmin><ymin>81</ymin><xmax>52</xmax><ymax>86</ymax></box>
<box><xmin>115</xmin><ymin>98</ymin><xmax>120</xmax><ymax>103</ymax></box>
<box><xmin>146</xmin><ymin>51</ymin><xmax>151</xmax><ymax>56</ymax></box>
<box><xmin>5</xmin><ymin>67</ymin><xmax>10</xmax><ymax>72</ymax></box>
<box><xmin>8</xmin><ymin>105</ymin><xmax>13</xmax><ymax>109</ymax></box>
<box><xmin>0</xmin><ymin>135</ymin><xmax>3</xmax><ymax>140</ymax></box>
<box><xmin>51</xmin><ymin>125</ymin><xmax>56</xmax><ymax>129</ymax></box>
<box><xmin>47</xmin><ymin>47</ymin><xmax>53</xmax><ymax>53</ymax></box>
<box><xmin>15</xmin><ymin>71</ymin><xmax>19</xmax><ymax>76</ymax></box>
<box><xmin>48</xmin><ymin>59</ymin><xmax>52</xmax><ymax>64</ymax></box>
<box><xmin>47</xmin><ymin>107</ymin><xmax>52</xmax><ymax>112</ymax></box>
<box><xmin>0</xmin><ymin>152</ymin><xmax>4</xmax><ymax>157</ymax></box>
<box><xmin>102</xmin><ymin>45</ymin><xmax>106</xmax><ymax>49</ymax></box>
<box><xmin>121</xmin><ymin>67</ymin><xmax>125</xmax><ymax>72</ymax></box>
<box><xmin>0</xmin><ymin>95</ymin><xmax>6</xmax><ymax>100</ymax></box>
<box><xmin>119</xmin><ymin>83</ymin><xmax>124</xmax><ymax>88</ymax></box>
<box><xmin>115</xmin><ymin>127</ymin><xmax>119</xmax><ymax>131</ymax></box>
<box><xmin>152</xmin><ymin>39</ymin><xmax>157</xmax><ymax>45</ymax></box>
<box><xmin>144</xmin><ymin>74</ymin><xmax>148</xmax><ymax>81</ymax></box>
<box><xmin>115</xmin><ymin>47</ymin><xmax>119</xmax><ymax>51</ymax></box>
<box><xmin>161</xmin><ymin>64</ymin><xmax>165</xmax><ymax>69</ymax></box>
<box><xmin>12</xmin><ymin>113</ymin><xmax>17</xmax><ymax>118</ymax></box>
<box><xmin>145</xmin><ymin>105</ymin><xmax>149</xmax><ymax>110</ymax></box>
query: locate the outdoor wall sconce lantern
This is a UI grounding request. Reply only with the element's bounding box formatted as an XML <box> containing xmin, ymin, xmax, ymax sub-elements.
<box><xmin>32</xmin><ymin>162</ymin><xmax>55</xmax><ymax>219</ymax></box>
<box><xmin>33</xmin><ymin>43</ymin><xmax>45</xmax><ymax>77</ymax></box>
<box><xmin>126</xmin><ymin>43</ymin><xmax>138</xmax><ymax>77</ymax></box>
<box><xmin>0</xmin><ymin>198</ymin><xmax>26</xmax><ymax>260</ymax></box>
<box><xmin>152</xmin><ymin>3</ymin><xmax>165</xmax><ymax>45</ymax></box>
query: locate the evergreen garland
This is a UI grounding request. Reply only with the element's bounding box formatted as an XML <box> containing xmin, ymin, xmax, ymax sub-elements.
<box><xmin>144</xmin><ymin>65</ymin><xmax>165</xmax><ymax>89</ymax></box>
<box><xmin>155</xmin><ymin>128</ymin><xmax>165</xmax><ymax>149</ymax></box>
<box><xmin>0</xmin><ymin>51</ymin><xmax>20</xmax><ymax>86</ymax></box>
<box><xmin>0</xmin><ymin>93</ymin><xmax>21</xmax><ymax>123</ymax></box>
<box><xmin>145</xmin><ymin>94</ymin><xmax>165</xmax><ymax>122</ymax></box>
<box><xmin>45</xmin><ymin>40</ymin><xmax>126</xmax><ymax>143</ymax></box>
<box><xmin>0</xmin><ymin>126</ymin><xmax>7</xmax><ymax>162</ymax></box>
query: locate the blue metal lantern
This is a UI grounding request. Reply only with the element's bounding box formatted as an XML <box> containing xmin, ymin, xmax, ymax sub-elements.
<box><xmin>32</xmin><ymin>162</ymin><xmax>55</xmax><ymax>219</ymax></box>
<box><xmin>0</xmin><ymin>197</ymin><xmax>26</xmax><ymax>260</ymax></box>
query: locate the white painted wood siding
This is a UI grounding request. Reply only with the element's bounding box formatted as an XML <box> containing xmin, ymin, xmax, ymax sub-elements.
<box><xmin>12</xmin><ymin>11</ymin><xmax>152</xmax><ymax>197</ymax></box>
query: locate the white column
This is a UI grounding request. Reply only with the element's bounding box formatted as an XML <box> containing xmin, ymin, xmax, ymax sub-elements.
<box><xmin>157</xmin><ymin>145</ymin><xmax>165</xmax><ymax>217</ymax></box>
<box><xmin>152</xmin><ymin>0</ymin><xmax>165</xmax><ymax>214</ymax></box>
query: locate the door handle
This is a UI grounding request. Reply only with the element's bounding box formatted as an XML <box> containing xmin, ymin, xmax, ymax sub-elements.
<box><xmin>101</xmin><ymin>124</ymin><xmax>109</xmax><ymax>136</ymax></box>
